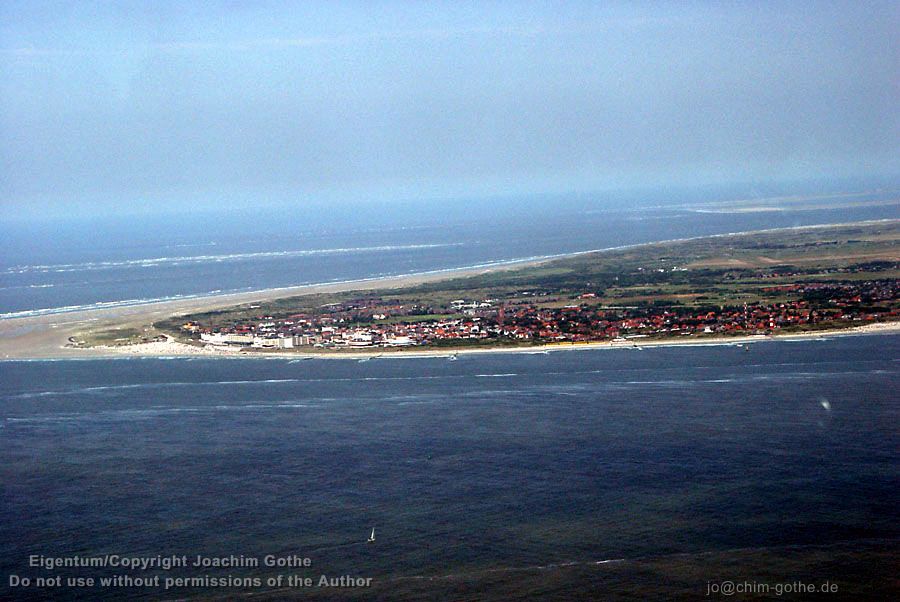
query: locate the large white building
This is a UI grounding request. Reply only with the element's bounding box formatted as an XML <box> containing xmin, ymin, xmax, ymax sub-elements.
<box><xmin>200</xmin><ymin>332</ymin><xmax>254</xmax><ymax>346</ymax></box>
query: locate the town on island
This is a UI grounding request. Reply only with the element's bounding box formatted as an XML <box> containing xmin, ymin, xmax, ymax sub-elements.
<box><xmin>183</xmin><ymin>279</ymin><xmax>897</xmax><ymax>351</ymax></box>
<box><xmin>73</xmin><ymin>221</ymin><xmax>900</xmax><ymax>356</ymax></box>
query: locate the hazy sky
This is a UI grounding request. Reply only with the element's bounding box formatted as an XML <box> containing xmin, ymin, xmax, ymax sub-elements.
<box><xmin>1</xmin><ymin>1</ymin><xmax>897</xmax><ymax>217</ymax></box>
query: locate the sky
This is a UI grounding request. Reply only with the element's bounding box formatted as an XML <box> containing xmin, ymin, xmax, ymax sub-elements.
<box><xmin>1</xmin><ymin>1</ymin><xmax>898</xmax><ymax>218</ymax></box>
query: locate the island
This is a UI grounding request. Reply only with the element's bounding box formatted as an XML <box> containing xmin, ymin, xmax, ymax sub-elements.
<box><xmin>48</xmin><ymin>219</ymin><xmax>897</xmax><ymax>359</ymax></box>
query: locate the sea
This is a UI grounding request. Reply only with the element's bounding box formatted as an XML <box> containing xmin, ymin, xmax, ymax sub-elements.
<box><xmin>1</xmin><ymin>187</ymin><xmax>898</xmax><ymax>599</ymax></box>
<box><xmin>1</xmin><ymin>337</ymin><xmax>898</xmax><ymax>600</ymax></box>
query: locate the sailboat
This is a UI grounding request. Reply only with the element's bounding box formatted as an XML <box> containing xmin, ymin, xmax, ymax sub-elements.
<box><xmin>367</xmin><ymin>527</ymin><xmax>376</xmax><ymax>543</ymax></box>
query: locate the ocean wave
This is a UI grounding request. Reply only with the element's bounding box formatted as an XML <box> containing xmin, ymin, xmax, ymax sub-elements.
<box><xmin>0</xmin><ymin>293</ymin><xmax>211</xmax><ymax>320</ymax></box>
<box><xmin>0</xmin><ymin>252</ymin><xmax>561</xmax><ymax>320</ymax></box>
<box><xmin>7</xmin><ymin>365</ymin><xmax>886</xmax><ymax>399</ymax></box>
<box><xmin>475</xmin><ymin>373</ymin><xmax>519</xmax><ymax>377</ymax></box>
<box><xmin>4</xmin><ymin>402</ymin><xmax>321</xmax><ymax>424</ymax></box>
<box><xmin>1</xmin><ymin>243</ymin><xmax>461</xmax><ymax>275</ymax></box>
<box><xmin>0</xmin><ymin>283</ymin><xmax>57</xmax><ymax>292</ymax></box>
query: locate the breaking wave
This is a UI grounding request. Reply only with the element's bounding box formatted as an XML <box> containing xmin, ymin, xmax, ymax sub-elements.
<box><xmin>1</xmin><ymin>243</ymin><xmax>461</xmax><ymax>275</ymax></box>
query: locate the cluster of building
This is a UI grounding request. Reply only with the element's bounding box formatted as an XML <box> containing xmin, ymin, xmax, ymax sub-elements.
<box><xmin>194</xmin><ymin>312</ymin><xmax>490</xmax><ymax>349</ymax></box>
<box><xmin>186</xmin><ymin>279</ymin><xmax>899</xmax><ymax>350</ymax></box>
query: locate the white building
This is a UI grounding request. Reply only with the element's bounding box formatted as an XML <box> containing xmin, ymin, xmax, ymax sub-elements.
<box><xmin>348</xmin><ymin>333</ymin><xmax>374</xmax><ymax>347</ymax></box>
<box><xmin>200</xmin><ymin>332</ymin><xmax>254</xmax><ymax>346</ymax></box>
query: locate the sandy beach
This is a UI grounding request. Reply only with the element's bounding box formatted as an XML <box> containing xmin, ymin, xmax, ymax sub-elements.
<box><xmin>0</xmin><ymin>258</ymin><xmax>556</xmax><ymax>360</ymax></box>
<box><xmin>5</xmin><ymin>318</ymin><xmax>899</xmax><ymax>363</ymax></box>
<box><xmin>79</xmin><ymin>321</ymin><xmax>900</xmax><ymax>360</ymax></box>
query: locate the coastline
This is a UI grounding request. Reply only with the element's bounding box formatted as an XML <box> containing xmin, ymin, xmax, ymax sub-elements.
<box><xmin>0</xmin><ymin>257</ymin><xmax>559</xmax><ymax>360</ymax></box>
<box><xmin>5</xmin><ymin>322</ymin><xmax>899</xmax><ymax>362</ymax></box>
<box><xmin>1</xmin><ymin>219</ymin><xmax>897</xmax><ymax>361</ymax></box>
<box><xmin>5</xmin><ymin>217</ymin><xmax>896</xmax><ymax>323</ymax></box>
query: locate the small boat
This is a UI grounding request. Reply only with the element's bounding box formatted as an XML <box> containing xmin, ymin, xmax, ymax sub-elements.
<box><xmin>367</xmin><ymin>527</ymin><xmax>376</xmax><ymax>543</ymax></box>
<box><xmin>448</xmin><ymin>353</ymin><xmax>458</xmax><ymax>361</ymax></box>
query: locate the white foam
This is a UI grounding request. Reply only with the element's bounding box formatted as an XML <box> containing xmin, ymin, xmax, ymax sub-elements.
<box><xmin>1</xmin><ymin>243</ymin><xmax>463</xmax><ymax>275</ymax></box>
<box><xmin>0</xmin><ymin>293</ymin><xmax>210</xmax><ymax>319</ymax></box>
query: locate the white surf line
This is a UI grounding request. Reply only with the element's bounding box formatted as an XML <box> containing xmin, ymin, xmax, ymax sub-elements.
<box><xmin>648</xmin><ymin>190</ymin><xmax>900</xmax><ymax>212</ymax></box>
<box><xmin>16</xmin><ymin>363</ymin><xmax>880</xmax><ymax>398</ymax></box>
<box><xmin>1</xmin><ymin>243</ymin><xmax>463</xmax><ymax>275</ymax></box>
<box><xmin>0</xmin><ymin>255</ymin><xmax>560</xmax><ymax>320</ymax></box>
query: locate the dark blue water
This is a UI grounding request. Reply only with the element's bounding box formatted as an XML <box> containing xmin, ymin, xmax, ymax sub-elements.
<box><xmin>1</xmin><ymin>336</ymin><xmax>897</xmax><ymax>599</ymax></box>
<box><xmin>2</xmin><ymin>191</ymin><xmax>897</xmax><ymax>317</ymax></box>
